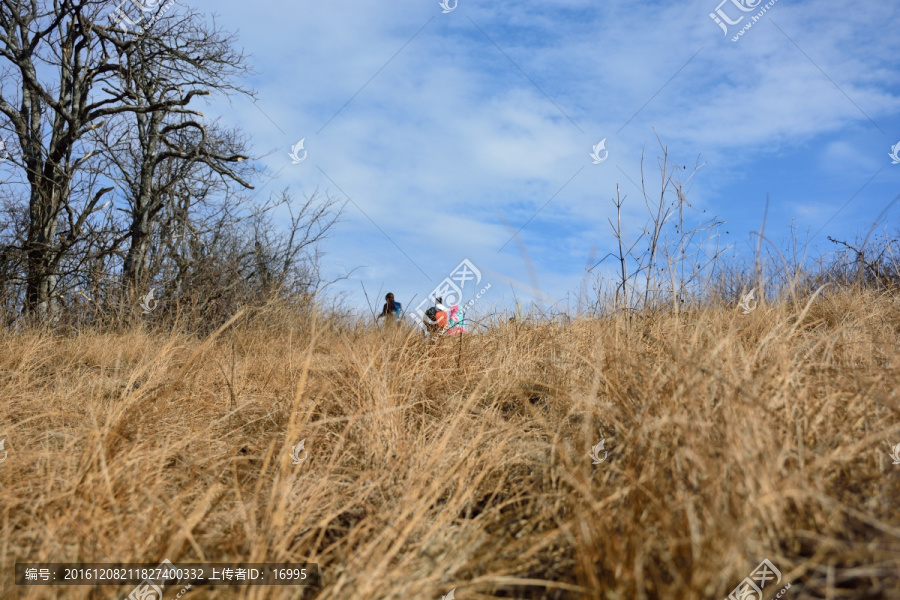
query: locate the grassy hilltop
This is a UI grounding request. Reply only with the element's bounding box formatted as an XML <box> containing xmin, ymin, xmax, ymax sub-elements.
<box><xmin>1</xmin><ymin>290</ymin><xmax>899</xmax><ymax>599</ymax></box>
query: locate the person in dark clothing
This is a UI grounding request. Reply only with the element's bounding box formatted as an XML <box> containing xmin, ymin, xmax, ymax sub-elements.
<box><xmin>376</xmin><ymin>292</ymin><xmax>402</xmax><ymax>325</ymax></box>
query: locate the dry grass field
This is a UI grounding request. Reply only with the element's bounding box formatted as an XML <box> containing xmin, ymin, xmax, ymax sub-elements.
<box><xmin>1</xmin><ymin>289</ymin><xmax>899</xmax><ymax>599</ymax></box>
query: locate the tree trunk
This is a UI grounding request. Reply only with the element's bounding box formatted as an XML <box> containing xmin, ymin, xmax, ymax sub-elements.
<box><xmin>123</xmin><ymin>213</ymin><xmax>152</xmax><ymax>288</ymax></box>
<box><xmin>24</xmin><ymin>186</ymin><xmax>62</xmax><ymax>319</ymax></box>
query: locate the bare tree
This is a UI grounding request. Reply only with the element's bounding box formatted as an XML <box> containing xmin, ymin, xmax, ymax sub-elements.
<box><xmin>0</xmin><ymin>0</ymin><xmax>227</xmax><ymax>317</ymax></box>
<box><xmin>146</xmin><ymin>188</ymin><xmax>344</xmax><ymax>327</ymax></box>
<box><xmin>97</xmin><ymin>10</ymin><xmax>256</xmax><ymax>289</ymax></box>
<box><xmin>0</xmin><ymin>1</ymin><xmax>345</xmax><ymax>327</ymax></box>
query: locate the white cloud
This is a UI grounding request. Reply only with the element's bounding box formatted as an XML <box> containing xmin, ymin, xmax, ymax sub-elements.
<box><xmin>190</xmin><ymin>0</ymin><xmax>900</xmax><ymax>311</ymax></box>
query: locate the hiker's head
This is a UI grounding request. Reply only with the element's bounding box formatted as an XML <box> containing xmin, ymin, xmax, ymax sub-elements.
<box><xmin>385</xmin><ymin>293</ymin><xmax>394</xmax><ymax>303</ymax></box>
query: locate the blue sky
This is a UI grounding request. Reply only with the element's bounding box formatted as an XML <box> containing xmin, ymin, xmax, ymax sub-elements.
<box><xmin>192</xmin><ymin>0</ymin><xmax>900</xmax><ymax>316</ymax></box>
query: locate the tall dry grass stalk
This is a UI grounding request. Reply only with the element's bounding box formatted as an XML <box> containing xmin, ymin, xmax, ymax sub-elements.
<box><xmin>1</xmin><ymin>289</ymin><xmax>898</xmax><ymax>599</ymax></box>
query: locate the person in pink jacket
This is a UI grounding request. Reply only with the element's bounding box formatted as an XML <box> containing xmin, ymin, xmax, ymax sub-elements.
<box><xmin>443</xmin><ymin>303</ymin><xmax>466</xmax><ymax>335</ymax></box>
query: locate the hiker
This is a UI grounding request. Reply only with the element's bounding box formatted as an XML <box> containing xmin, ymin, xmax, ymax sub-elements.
<box><xmin>423</xmin><ymin>297</ymin><xmax>446</xmax><ymax>333</ymax></box>
<box><xmin>434</xmin><ymin>299</ymin><xmax>450</xmax><ymax>329</ymax></box>
<box><xmin>376</xmin><ymin>292</ymin><xmax>402</xmax><ymax>325</ymax></box>
<box><xmin>445</xmin><ymin>303</ymin><xmax>466</xmax><ymax>335</ymax></box>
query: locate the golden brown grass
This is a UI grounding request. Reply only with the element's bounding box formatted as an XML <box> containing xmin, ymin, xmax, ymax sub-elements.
<box><xmin>2</xmin><ymin>289</ymin><xmax>899</xmax><ymax>599</ymax></box>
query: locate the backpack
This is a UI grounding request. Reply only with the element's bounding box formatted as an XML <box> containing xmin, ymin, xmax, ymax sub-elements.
<box><xmin>393</xmin><ymin>302</ymin><xmax>402</xmax><ymax>317</ymax></box>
